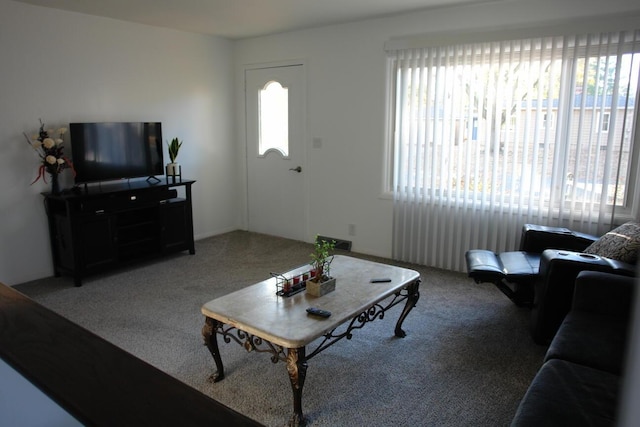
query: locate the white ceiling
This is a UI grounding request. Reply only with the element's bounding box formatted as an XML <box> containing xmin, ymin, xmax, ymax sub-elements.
<box><xmin>11</xmin><ymin>0</ymin><xmax>503</xmax><ymax>39</ymax></box>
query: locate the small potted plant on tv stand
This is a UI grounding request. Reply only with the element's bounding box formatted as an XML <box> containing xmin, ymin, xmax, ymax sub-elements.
<box><xmin>166</xmin><ymin>137</ymin><xmax>183</xmax><ymax>180</ymax></box>
<box><xmin>307</xmin><ymin>237</ymin><xmax>336</xmax><ymax>297</ymax></box>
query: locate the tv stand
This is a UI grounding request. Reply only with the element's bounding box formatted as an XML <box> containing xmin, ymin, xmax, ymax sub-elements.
<box><xmin>43</xmin><ymin>179</ymin><xmax>196</xmax><ymax>286</ymax></box>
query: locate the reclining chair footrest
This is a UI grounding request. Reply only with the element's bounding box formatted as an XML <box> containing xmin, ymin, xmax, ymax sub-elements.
<box><xmin>466</xmin><ymin>249</ymin><xmax>536</xmax><ymax>307</ymax></box>
<box><xmin>466</xmin><ymin>249</ymin><xmax>505</xmax><ymax>283</ymax></box>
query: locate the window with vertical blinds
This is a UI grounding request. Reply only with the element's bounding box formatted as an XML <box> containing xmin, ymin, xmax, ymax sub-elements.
<box><xmin>387</xmin><ymin>29</ymin><xmax>640</xmax><ymax>271</ymax></box>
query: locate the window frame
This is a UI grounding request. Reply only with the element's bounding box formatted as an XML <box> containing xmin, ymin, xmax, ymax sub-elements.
<box><xmin>384</xmin><ymin>39</ymin><xmax>640</xmax><ymax>219</ymax></box>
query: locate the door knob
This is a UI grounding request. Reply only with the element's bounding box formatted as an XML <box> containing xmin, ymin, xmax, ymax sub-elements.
<box><xmin>289</xmin><ymin>166</ymin><xmax>302</xmax><ymax>173</ymax></box>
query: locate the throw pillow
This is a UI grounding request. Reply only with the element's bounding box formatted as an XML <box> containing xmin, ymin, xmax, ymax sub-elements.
<box><xmin>583</xmin><ymin>221</ymin><xmax>640</xmax><ymax>264</ymax></box>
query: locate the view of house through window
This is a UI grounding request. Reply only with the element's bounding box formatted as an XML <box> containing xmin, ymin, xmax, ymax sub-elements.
<box><xmin>259</xmin><ymin>80</ymin><xmax>289</xmax><ymax>157</ymax></box>
<box><xmin>390</xmin><ymin>32</ymin><xmax>640</xmax><ymax>213</ymax></box>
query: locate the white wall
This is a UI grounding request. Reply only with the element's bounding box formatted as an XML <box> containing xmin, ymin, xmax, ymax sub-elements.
<box><xmin>3</xmin><ymin>0</ymin><xmax>640</xmax><ymax>284</ymax></box>
<box><xmin>233</xmin><ymin>0</ymin><xmax>640</xmax><ymax>259</ymax></box>
<box><xmin>0</xmin><ymin>0</ymin><xmax>237</xmax><ymax>285</ymax></box>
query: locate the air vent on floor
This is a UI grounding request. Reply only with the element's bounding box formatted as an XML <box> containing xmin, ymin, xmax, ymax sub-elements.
<box><xmin>316</xmin><ymin>235</ymin><xmax>352</xmax><ymax>251</ymax></box>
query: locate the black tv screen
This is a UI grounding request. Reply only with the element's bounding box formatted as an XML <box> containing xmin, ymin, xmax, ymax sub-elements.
<box><xmin>70</xmin><ymin>122</ymin><xmax>164</xmax><ymax>184</ymax></box>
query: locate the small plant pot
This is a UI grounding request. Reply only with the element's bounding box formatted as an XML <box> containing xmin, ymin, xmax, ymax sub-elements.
<box><xmin>306</xmin><ymin>277</ymin><xmax>336</xmax><ymax>297</ymax></box>
<box><xmin>166</xmin><ymin>162</ymin><xmax>181</xmax><ymax>176</ymax></box>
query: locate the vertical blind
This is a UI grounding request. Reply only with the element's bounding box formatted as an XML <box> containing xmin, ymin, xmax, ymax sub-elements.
<box><xmin>389</xmin><ymin>29</ymin><xmax>640</xmax><ymax>271</ymax></box>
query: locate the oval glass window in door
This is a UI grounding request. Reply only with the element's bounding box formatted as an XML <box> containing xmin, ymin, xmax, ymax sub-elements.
<box><xmin>259</xmin><ymin>80</ymin><xmax>289</xmax><ymax>157</ymax></box>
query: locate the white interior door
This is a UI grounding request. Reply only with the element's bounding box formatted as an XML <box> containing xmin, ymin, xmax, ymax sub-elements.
<box><xmin>246</xmin><ymin>64</ymin><xmax>306</xmax><ymax>241</ymax></box>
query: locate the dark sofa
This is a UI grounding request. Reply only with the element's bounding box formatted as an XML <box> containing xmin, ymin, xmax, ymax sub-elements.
<box><xmin>511</xmin><ymin>271</ymin><xmax>635</xmax><ymax>426</ymax></box>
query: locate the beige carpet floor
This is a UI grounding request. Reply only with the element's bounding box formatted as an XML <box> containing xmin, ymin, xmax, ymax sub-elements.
<box><xmin>16</xmin><ymin>231</ymin><xmax>546</xmax><ymax>426</ymax></box>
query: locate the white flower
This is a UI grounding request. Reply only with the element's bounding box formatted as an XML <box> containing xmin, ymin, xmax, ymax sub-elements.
<box><xmin>55</xmin><ymin>138</ymin><xmax>63</xmax><ymax>145</ymax></box>
<box><xmin>56</xmin><ymin>158</ymin><xmax>65</xmax><ymax>165</ymax></box>
<box><xmin>57</xmin><ymin>127</ymin><xmax>67</xmax><ymax>135</ymax></box>
<box><xmin>43</xmin><ymin>138</ymin><xmax>56</xmax><ymax>149</ymax></box>
<box><xmin>32</xmin><ymin>140</ymin><xmax>42</xmax><ymax>148</ymax></box>
<box><xmin>46</xmin><ymin>155</ymin><xmax>57</xmax><ymax>165</ymax></box>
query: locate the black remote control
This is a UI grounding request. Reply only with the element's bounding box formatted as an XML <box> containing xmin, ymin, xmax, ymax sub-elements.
<box><xmin>306</xmin><ymin>307</ymin><xmax>332</xmax><ymax>318</ymax></box>
<box><xmin>370</xmin><ymin>278</ymin><xmax>392</xmax><ymax>283</ymax></box>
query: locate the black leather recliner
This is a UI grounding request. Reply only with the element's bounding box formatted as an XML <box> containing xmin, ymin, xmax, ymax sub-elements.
<box><xmin>466</xmin><ymin>224</ymin><xmax>636</xmax><ymax>344</ymax></box>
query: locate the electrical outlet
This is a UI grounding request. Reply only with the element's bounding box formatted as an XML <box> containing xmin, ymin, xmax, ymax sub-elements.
<box><xmin>348</xmin><ymin>224</ymin><xmax>356</xmax><ymax>236</ymax></box>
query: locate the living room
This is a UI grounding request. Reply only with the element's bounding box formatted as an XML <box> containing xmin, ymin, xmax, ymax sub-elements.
<box><xmin>2</xmin><ymin>0</ymin><xmax>640</xmax><ymax>425</ymax></box>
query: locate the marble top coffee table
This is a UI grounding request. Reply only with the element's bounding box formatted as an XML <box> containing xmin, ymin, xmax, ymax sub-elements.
<box><xmin>201</xmin><ymin>255</ymin><xmax>420</xmax><ymax>426</ymax></box>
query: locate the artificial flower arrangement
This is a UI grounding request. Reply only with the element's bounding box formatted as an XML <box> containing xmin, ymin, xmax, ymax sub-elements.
<box><xmin>24</xmin><ymin>119</ymin><xmax>74</xmax><ymax>185</ymax></box>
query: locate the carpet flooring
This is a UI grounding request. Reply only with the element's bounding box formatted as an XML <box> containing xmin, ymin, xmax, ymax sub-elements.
<box><xmin>15</xmin><ymin>231</ymin><xmax>546</xmax><ymax>426</ymax></box>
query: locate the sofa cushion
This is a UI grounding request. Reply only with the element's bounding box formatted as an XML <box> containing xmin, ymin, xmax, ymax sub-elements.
<box><xmin>544</xmin><ymin>311</ymin><xmax>629</xmax><ymax>375</ymax></box>
<box><xmin>583</xmin><ymin>222</ymin><xmax>640</xmax><ymax>264</ymax></box>
<box><xmin>511</xmin><ymin>359</ymin><xmax>620</xmax><ymax>427</ymax></box>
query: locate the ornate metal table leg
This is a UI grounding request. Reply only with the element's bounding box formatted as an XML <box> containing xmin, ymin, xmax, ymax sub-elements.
<box><xmin>202</xmin><ymin>317</ymin><xmax>225</xmax><ymax>382</ymax></box>
<box><xmin>286</xmin><ymin>347</ymin><xmax>308</xmax><ymax>427</ymax></box>
<box><xmin>394</xmin><ymin>279</ymin><xmax>421</xmax><ymax>338</ymax></box>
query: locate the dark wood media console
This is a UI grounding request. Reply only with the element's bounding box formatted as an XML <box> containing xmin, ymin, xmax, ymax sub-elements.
<box><xmin>43</xmin><ymin>178</ymin><xmax>196</xmax><ymax>286</ymax></box>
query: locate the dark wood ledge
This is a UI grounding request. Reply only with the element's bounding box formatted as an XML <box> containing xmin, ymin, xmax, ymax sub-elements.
<box><xmin>0</xmin><ymin>282</ymin><xmax>263</xmax><ymax>426</ymax></box>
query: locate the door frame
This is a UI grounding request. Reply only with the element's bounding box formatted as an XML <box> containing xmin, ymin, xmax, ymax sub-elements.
<box><xmin>238</xmin><ymin>59</ymin><xmax>309</xmax><ymax>242</ymax></box>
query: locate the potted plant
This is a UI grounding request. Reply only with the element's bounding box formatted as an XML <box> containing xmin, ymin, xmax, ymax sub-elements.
<box><xmin>307</xmin><ymin>237</ymin><xmax>336</xmax><ymax>296</ymax></box>
<box><xmin>166</xmin><ymin>137</ymin><xmax>183</xmax><ymax>176</ymax></box>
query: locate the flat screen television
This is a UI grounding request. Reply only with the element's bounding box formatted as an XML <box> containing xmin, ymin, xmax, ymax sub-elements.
<box><xmin>69</xmin><ymin>122</ymin><xmax>164</xmax><ymax>184</ymax></box>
